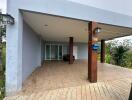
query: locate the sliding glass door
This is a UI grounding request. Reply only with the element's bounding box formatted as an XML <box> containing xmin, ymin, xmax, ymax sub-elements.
<box><xmin>58</xmin><ymin>45</ymin><xmax>63</xmax><ymax>60</ymax></box>
<box><xmin>45</xmin><ymin>44</ymin><xmax>63</xmax><ymax>60</ymax></box>
<box><xmin>51</xmin><ymin>45</ymin><xmax>58</xmax><ymax>60</ymax></box>
<box><xmin>45</xmin><ymin>45</ymin><xmax>51</xmax><ymax>60</ymax></box>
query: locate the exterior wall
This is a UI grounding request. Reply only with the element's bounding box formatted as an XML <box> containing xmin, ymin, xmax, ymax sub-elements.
<box><xmin>7</xmin><ymin>0</ymin><xmax>132</xmax><ymax>28</ymax></box>
<box><xmin>69</xmin><ymin>0</ymin><xmax>132</xmax><ymax>16</ymax></box>
<box><xmin>76</xmin><ymin>43</ymin><xmax>88</xmax><ymax>59</ymax></box>
<box><xmin>6</xmin><ymin>11</ymin><xmax>23</xmax><ymax>95</ymax></box>
<box><xmin>6</xmin><ymin>9</ymin><xmax>41</xmax><ymax>95</ymax></box>
<box><xmin>22</xmin><ymin>21</ymin><xmax>41</xmax><ymax>82</ymax></box>
<box><xmin>42</xmin><ymin>41</ymin><xmax>88</xmax><ymax>60</ymax></box>
<box><xmin>41</xmin><ymin>40</ymin><xmax>45</xmax><ymax>61</ymax></box>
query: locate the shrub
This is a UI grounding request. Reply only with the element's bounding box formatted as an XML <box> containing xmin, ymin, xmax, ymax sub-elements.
<box><xmin>111</xmin><ymin>46</ymin><xmax>129</xmax><ymax>66</ymax></box>
<box><xmin>122</xmin><ymin>51</ymin><xmax>132</xmax><ymax>68</ymax></box>
<box><xmin>105</xmin><ymin>54</ymin><xmax>111</xmax><ymax>64</ymax></box>
<box><xmin>105</xmin><ymin>43</ymin><xmax>113</xmax><ymax>64</ymax></box>
<box><xmin>2</xmin><ymin>47</ymin><xmax>6</xmax><ymax>71</ymax></box>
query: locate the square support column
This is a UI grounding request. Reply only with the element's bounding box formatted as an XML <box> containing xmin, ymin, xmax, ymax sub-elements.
<box><xmin>69</xmin><ymin>37</ymin><xmax>73</xmax><ymax>64</ymax></box>
<box><xmin>88</xmin><ymin>21</ymin><xmax>98</xmax><ymax>83</ymax></box>
<box><xmin>101</xmin><ymin>40</ymin><xmax>105</xmax><ymax>63</ymax></box>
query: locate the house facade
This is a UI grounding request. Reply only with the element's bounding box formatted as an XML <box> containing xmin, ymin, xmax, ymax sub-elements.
<box><xmin>6</xmin><ymin>0</ymin><xmax>132</xmax><ymax>95</ymax></box>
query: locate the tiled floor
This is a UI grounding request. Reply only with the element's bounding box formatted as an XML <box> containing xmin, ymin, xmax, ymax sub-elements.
<box><xmin>5</xmin><ymin>60</ymin><xmax>132</xmax><ymax>100</ymax></box>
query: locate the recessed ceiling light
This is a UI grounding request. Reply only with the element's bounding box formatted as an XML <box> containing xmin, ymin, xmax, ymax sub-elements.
<box><xmin>44</xmin><ymin>24</ymin><xmax>48</xmax><ymax>27</ymax></box>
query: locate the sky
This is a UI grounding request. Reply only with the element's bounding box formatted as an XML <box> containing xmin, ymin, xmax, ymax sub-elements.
<box><xmin>0</xmin><ymin>0</ymin><xmax>132</xmax><ymax>42</ymax></box>
<box><xmin>0</xmin><ymin>0</ymin><xmax>6</xmax><ymax>13</ymax></box>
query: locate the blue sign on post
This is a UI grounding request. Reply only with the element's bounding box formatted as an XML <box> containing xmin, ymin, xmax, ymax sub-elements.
<box><xmin>92</xmin><ymin>44</ymin><xmax>99</xmax><ymax>51</ymax></box>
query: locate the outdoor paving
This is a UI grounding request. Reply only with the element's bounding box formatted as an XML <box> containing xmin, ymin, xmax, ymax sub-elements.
<box><xmin>4</xmin><ymin>60</ymin><xmax>132</xmax><ymax>100</ymax></box>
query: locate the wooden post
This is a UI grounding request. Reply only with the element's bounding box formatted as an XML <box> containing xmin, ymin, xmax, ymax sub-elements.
<box><xmin>88</xmin><ymin>21</ymin><xmax>98</xmax><ymax>83</ymax></box>
<box><xmin>69</xmin><ymin>37</ymin><xmax>73</xmax><ymax>64</ymax></box>
<box><xmin>101</xmin><ymin>40</ymin><xmax>105</xmax><ymax>63</ymax></box>
<box><xmin>129</xmin><ymin>84</ymin><xmax>132</xmax><ymax>100</ymax></box>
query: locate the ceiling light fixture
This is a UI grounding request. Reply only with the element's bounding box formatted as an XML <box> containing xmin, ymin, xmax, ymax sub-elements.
<box><xmin>94</xmin><ymin>27</ymin><xmax>102</xmax><ymax>34</ymax></box>
<box><xmin>44</xmin><ymin>24</ymin><xmax>48</xmax><ymax>27</ymax></box>
<box><xmin>92</xmin><ymin>27</ymin><xmax>101</xmax><ymax>42</ymax></box>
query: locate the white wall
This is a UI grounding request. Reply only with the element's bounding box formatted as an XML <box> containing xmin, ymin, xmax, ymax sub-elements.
<box><xmin>6</xmin><ymin>9</ymin><xmax>41</xmax><ymax>95</ymax></box>
<box><xmin>22</xmin><ymin>21</ymin><xmax>41</xmax><ymax>82</ymax></box>
<box><xmin>41</xmin><ymin>40</ymin><xmax>45</xmax><ymax>61</ymax></box>
<box><xmin>6</xmin><ymin>11</ymin><xmax>23</xmax><ymax>95</ymax></box>
<box><xmin>7</xmin><ymin>0</ymin><xmax>132</xmax><ymax>28</ymax></box>
<box><xmin>76</xmin><ymin>43</ymin><xmax>88</xmax><ymax>59</ymax></box>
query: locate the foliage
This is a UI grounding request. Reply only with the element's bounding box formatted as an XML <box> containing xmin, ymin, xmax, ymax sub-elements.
<box><xmin>0</xmin><ymin>72</ymin><xmax>5</xmax><ymax>100</ymax></box>
<box><xmin>105</xmin><ymin>42</ymin><xmax>112</xmax><ymax>63</ymax></box>
<box><xmin>0</xmin><ymin>11</ymin><xmax>6</xmax><ymax>40</ymax></box>
<box><xmin>0</xmin><ymin>12</ymin><xmax>3</xmax><ymax>22</ymax></box>
<box><xmin>105</xmin><ymin>39</ymin><xmax>132</xmax><ymax>67</ymax></box>
<box><xmin>2</xmin><ymin>47</ymin><xmax>6</xmax><ymax>71</ymax></box>
<box><xmin>122</xmin><ymin>51</ymin><xmax>132</xmax><ymax>68</ymax></box>
<box><xmin>0</xmin><ymin>11</ymin><xmax>6</xmax><ymax>99</ymax></box>
<box><xmin>111</xmin><ymin>46</ymin><xmax>129</xmax><ymax>66</ymax></box>
<box><xmin>105</xmin><ymin>54</ymin><xmax>111</xmax><ymax>64</ymax></box>
<box><xmin>0</xmin><ymin>46</ymin><xmax>5</xmax><ymax>100</ymax></box>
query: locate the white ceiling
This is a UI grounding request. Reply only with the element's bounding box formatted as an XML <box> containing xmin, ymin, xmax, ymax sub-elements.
<box><xmin>22</xmin><ymin>11</ymin><xmax>132</xmax><ymax>43</ymax></box>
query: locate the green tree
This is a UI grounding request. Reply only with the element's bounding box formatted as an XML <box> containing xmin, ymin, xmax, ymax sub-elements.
<box><xmin>111</xmin><ymin>45</ymin><xmax>129</xmax><ymax>66</ymax></box>
<box><xmin>105</xmin><ymin>39</ymin><xmax>132</xmax><ymax>66</ymax></box>
<box><xmin>105</xmin><ymin>42</ymin><xmax>112</xmax><ymax>63</ymax></box>
<box><xmin>122</xmin><ymin>51</ymin><xmax>132</xmax><ymax>68</ymax></box>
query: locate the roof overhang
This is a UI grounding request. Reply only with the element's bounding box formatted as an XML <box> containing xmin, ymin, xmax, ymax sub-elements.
<box><xmin>22</xmin><ymin>10</ymin><xmax>132</xmax><ymax>43</ymax></box>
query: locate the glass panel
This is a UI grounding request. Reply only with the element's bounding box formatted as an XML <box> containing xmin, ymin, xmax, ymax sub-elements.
<box><xmin>55</xmin><ymin>45</ymin><xmax>58</xmax><ymax>59</ymax></box>
<box><xmin>51</xmin><ymin>45</ymin><xmax>58</xmax><ymax>60</ymax></box>
<box><xmin>59</xmin><ymin>45</ymin><xmax>62</xmax><ymax>59</ymax></box>
<box><xmin>46</xmin><ymin>45</ymin><xmax>50</xmax><ymax>60</ymax></box>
